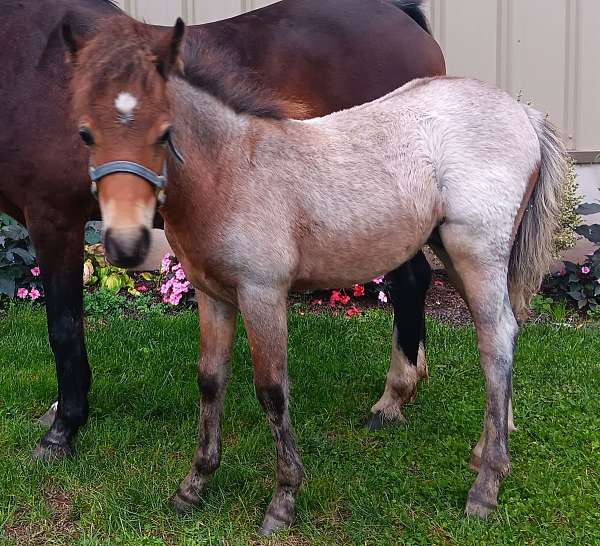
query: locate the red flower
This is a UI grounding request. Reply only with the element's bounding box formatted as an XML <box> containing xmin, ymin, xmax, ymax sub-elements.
<box><xmin>352</xmin><ymin>284</ymin><xmax>365</xmax><ymax>297</ymax></box>
<box><xmin>346</xmin><ymin>305</ymin><xmax>361</xmax><ymax>318</ymax></box>
<box><xmin>330</xmin><ymin>290</ymin><xmax>350</xmax><ymax>306</ymax></box>
<box><xmin>136</xmin><ymin>285</ymin><xmax>149</xmax><ymax>293</ymax></box>
<box><xmin>329</xmin><ymin>290</ymin><xmax>342</xmax><ymax>306</ymax></box>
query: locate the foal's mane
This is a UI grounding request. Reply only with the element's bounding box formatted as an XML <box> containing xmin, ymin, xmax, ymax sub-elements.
<box><xmin>79</xmin><ymin>17</ymin><xmax>304</xmax><ymax>120</ymax></box>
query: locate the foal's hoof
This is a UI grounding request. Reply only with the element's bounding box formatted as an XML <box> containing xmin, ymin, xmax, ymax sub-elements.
<box><xmin>171</xmin><ymin>491</ymin><xmax>200</xmax><ymax>514</ymax></box>
<box><xmin>32</xmin><ymin>439</ymin><xmax>73</xmax><ymax>462</ymax></box>
<box><xmin>366</xmin><ymin>410</ymin><xmax>405</xmax><ymax>432</ymax></box>
<box><xmin>258</xmin><ymin>513</ymin><xmax>292</xmax><ymax>536</ymax></box>
<box><xmin>465</xmin><ymin>494</ymin><xmax>496</xmax><ymax>520</ymax></box>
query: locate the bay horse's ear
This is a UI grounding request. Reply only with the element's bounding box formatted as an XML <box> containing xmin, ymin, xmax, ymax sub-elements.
<box><xmin>61</xmin><ymin>18</ymin><xmax>85</xmax><ymax>63</ymax></box>
<box><xmin>154</xmin><ymin>18</ymin><xmax>186</xmax><ymax>79</ymax></box>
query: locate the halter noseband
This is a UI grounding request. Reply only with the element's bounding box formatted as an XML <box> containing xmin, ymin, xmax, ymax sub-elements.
<box><xmin>88</xmin><ymin>136</ymin><xmax>184</xmax><ymax>206</ymax></box>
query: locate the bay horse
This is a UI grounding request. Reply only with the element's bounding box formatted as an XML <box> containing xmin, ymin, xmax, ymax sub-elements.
<box><xmin>65</xmin><ymin>18</ymin><xmax>566</xmax><ymax>532</ymax></box>
<box><xmin>0</xmin><ymin>0</ymin><xmax>444</xmax><ymax>460</ymax></box>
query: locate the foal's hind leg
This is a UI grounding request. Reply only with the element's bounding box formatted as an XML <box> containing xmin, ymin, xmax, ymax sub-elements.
<box><xmin>470</xmin><ymin>399</ymin><xmax>517</xmax><ymax>472</ymax></box>
<box><xmin>172</xmin><ymin>292</ymin><xmax>237</xmax><ymax>513</ymax></box>
<box><xmin>438</xmin><ymin>227</ymin><xmax>517</xmax><ymax>519</ymax></box>
<box><xmin>430</xmin><ymin>240</ymin><xmax>518</xmax><ymax>472</ymax></box>
<box><xmin>368</xmin><ymin>253</ymin><xmax>431</xmax><ymax>431</ymax></box>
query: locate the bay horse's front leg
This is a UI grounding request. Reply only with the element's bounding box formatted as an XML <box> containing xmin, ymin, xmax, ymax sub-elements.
<box><xmin>368</xmin><ymin>252</ymin><xmax>431</xmax><ymax>430</ymax></box>
<box><xmin>172</xmin><ymin>291</ymin><xmax>237</xmax><ymax>513</ymax></box>
<box><xmin>238</xmin><ymin>286</ymin><xmax>303</xmax><ymax>536</ymax></box>
<box><xmin>26</xmin><ymin>212</ymin><xmax>91</xmax><ymax>460</ymax></box>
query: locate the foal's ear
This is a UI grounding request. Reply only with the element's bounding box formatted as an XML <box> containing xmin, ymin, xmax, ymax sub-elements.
<box><xmin>61</xmin><ymin>20</ymin><xmax>85</xmax><ymax>63</ymax></box>
<box><xmin>154</xmin><ymin>17</ymin><xmax>186</xmax><ymax>79</ymax></box>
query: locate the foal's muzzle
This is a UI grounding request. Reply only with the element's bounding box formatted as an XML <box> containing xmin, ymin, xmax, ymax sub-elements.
<box><xmin>104</xmin><ymin>226</ymin><xmax>151</xmax><ymax>269</ymax></box>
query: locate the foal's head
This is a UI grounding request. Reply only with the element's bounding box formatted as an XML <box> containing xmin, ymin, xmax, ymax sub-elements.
<box><xmin>63</xmin><ymin>17</ymin><xmax>185</xmax><ymax>267</ymax></box>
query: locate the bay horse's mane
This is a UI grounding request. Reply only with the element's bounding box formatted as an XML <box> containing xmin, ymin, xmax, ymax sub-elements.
<box><xmin>79</xmin><ymin>17</ymin><xmax>303</xmax><ymax>120</ymax></box>
<box><xmin>182</xmin><ymin>40</ymin><xmax>305</xmax><ymax>120</ymax></box>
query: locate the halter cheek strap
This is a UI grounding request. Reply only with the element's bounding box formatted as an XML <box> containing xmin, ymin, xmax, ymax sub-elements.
<box><xmin>88</xmin><ymin>135</ymin><xmax>184</xmax><ymax>207</ymax></box>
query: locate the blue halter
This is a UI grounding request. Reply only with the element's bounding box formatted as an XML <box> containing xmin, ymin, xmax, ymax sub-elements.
<box><xmin>88</xmin><ymin>136</ymin><xmax>184</xmax><ymax>206</ymax></box>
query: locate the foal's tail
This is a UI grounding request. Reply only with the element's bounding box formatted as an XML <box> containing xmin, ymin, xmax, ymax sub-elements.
<box><xmin>508</xmin><ymin>107</ymin><xmax>569</xmax><ymax>319</ymax></box>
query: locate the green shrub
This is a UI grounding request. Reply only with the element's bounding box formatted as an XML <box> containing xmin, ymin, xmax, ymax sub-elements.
<box><xmin>553</xmin><ymin>158</ymin><xmax>581</xmax><ymax>257</ymax></box>
<box><xmin>0</xmin><ymin>214</ymin><xmax>41</xmax><ymax>299</ymax></box>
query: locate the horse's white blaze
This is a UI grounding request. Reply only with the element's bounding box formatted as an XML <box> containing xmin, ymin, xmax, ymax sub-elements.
<box><xmin>115</xmin><ymin>92</ymin><xmax>138</xmax><ymax>123</ymax></box>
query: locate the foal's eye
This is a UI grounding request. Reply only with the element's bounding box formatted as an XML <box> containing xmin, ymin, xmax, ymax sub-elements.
<box><xmin>79</xmin><ymin>128</ymin><xmax>95</xmax><ymax>147</ymax></box>
<box><xmin>157</xmin><ymin>128</ymin><xmax>171</xmax><ymax>146</ymax></box>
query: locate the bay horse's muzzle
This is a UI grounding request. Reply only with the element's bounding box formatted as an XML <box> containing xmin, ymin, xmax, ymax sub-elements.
<box><xmin>104</xmin><ymin>226</ymin><xmax>151</xmax><ymax>268</ymax></box>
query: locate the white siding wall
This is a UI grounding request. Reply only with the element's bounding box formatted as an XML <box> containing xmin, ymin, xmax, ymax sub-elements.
<box><xmin>424</xmin><ymin>0</ymin><xmax>600</xmax><ymax>155</ymax></box>
<box><xmin>113</xmin><ymin>0</ymin><xmax>277</xmax><ymax>25</ymax></box>
<box><xmin>118</xmin><ymin>0</ymin><xmax>598</xmax><ymax>154</ymax></box>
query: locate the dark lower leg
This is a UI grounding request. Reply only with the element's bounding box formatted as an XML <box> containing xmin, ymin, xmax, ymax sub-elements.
<box><xmin>368</xmin><ymin>253</ymin><xmax>431</xmax><ymax>431</ymax></box>
<box><xmin>173</xmin><ymin>293</ymin><xmax>236</xmax><ymax>512</ymax></box>
<box><xmin>256</xmin><ymin>383</ymin><xmax>303</xmax><ymax>535</ymax></box>
<box><xmin>466</xmin><ymin>305</ymin><xmax>516</xmax><ymax>518</ymax></box>
<box><xmin>238</xmin><ymin>286</ymin><xmax>303</xmax><ymax>535</ymax></box>
<box><xmin>28</xmin><ymin>217</ymin><xmax>90</xmax><ymax>460</ymax></box>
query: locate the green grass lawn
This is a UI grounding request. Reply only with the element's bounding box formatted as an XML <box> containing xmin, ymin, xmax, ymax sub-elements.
<box><xmin>0</xmin><ymin>306</ymin><xmax>599</xmax><ymax>545</ymax></box>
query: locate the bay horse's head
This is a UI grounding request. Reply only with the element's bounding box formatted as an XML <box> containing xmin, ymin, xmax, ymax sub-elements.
<box><xmin>62</xmin><ymin>17</ymin><xmax>185</xmax><ymax>267</ymax></box>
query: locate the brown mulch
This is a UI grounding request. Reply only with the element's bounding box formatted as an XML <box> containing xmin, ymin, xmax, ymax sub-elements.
<box><xmin>425</xmin><ymin>270</ymin><xmax>471</xmax><ymax>326</ymax></box>
<box><xmin>289</xmin><ymin>270</ymin><xmax>472</xmax><ymax>327</ymax></box>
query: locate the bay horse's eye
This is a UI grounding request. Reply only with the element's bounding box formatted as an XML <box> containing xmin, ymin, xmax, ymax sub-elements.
<box><xmin>79</xmin><ymin>128</ymin><xmax>95</xmax><ymax>147</ymax></box>
<box><xmin>157</xmin><ymin>128</ymin><xmax>171</xmax><ymax>147</ymax></box>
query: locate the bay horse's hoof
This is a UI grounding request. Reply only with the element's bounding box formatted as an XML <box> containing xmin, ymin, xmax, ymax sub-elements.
<box><xmin>366</xmin><ymin>410</ymin><xmax>406</xmax><ymax>432</ymax></box>
<box><xmin>37</xmin><ymin>401</ymin><xmax>58</xmax><ymax>428</ymax></box>
<box><xmin>171</xmin><ymin>491</ymin><xmax>200</xmax><ymax>514</ymax></box>
<box><xmin>32</xmin><ymin>439</ymin><xmax>73</xmax><ymax>462</ymax></box>
<box><xmin>258</xmin><ymin>513</ymin><xmax>292</xmax><ymax>536</ymax></box>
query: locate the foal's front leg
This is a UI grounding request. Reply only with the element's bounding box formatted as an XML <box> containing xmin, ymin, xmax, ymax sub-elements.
<box><xmin>172</xmin><ymin>292</ymin><xmax>237</xmax><ymax>513</ymax></box>
<box><xmin>238</xmin><ymin>286</ymin><xmax>303</xmax><ymax>536</ymax></box>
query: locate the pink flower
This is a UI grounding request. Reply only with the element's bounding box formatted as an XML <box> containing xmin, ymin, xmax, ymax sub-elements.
<box><xmin>173</xmin><ymin>281</ymin><xmax>190</xmax><ymax>295</ymax></box>
<box><xmin>352</xmin><ymin>284</ymin><xmax>365</xmax><ymax>297</ymax></box>
<box><xmin>160</xmin><ymin>281</ymin><xmax>171</xmax><ymax>295</ymax></box>
<box><xmin>29</xmin><ymin>288</ymin><xmax>41</xmax><ymax>301</ymax></box>
<box><xmin>346</xmin><ymin>305</ymin><xmax>361</xmax><ymax>318</ymax></box>
<box><xmin>31</xmin><ymin>267</ymin><xmax>41</xmax><ymax>277</ymax></box>
<box><xmin>339</xmin><ymin>294</ymin><xmax>351</xmax><ymax>305</ymax></box>
<box><xmin>172</xmin><ymin>263</ymin><xmax>182</xmax><ymax>272</ymax></box>
<box><xmin>168</xmin><ymin>293</ymin><xmax>182</xmax><ymax>306</ymax></box>
<box><xmin>378</xmin><ymin>291</ymin><xmax>388</xmax><ymax>304</ymax></box>
<box><xmin>175</xmin><ymin>268</ymin><xmax>186</xmax><ymax>280</ymax></box>
<box><xmin>311</xmin><ymin>299</ymin><xmax>323</xmax><ymax>306</ymax></box>
<box><xmin>17</xmin><ymin>288</ymin><xmax>29</xmax><ymax>299</ymax></box>
<box><xmin>136</xmin><ymin>284</ymin><xmax>148</xmax><ymax>293</ymax></box>
<box><xmin>581</xmin><ymin>266</ymin><xmax>591</xmax><ymax>274</ymax></box>
<box><xmin>372</xmin><ymin>276</ymin><xmax>384</xmax><ymax>285</ymax></box>
<box><xmin>161</xmin><ymin>254</ymin><xmax>172</xmax><ymax>273</ymax></box>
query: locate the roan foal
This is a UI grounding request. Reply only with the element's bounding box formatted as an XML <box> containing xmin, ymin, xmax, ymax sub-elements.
<box><xmin>64</xmin><ymin>19</ymin><xmax>567</xmax><ymax>534</ymax></box>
